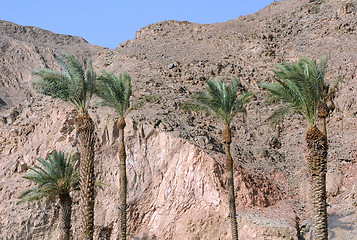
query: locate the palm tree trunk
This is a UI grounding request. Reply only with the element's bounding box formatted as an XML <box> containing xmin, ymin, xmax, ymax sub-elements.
<box><xmin>58</xmin><ymin>194</ymin><xmax>72</xmax><ymax>240</ymax></box>
<box><xmin>319</xmin><ymin>117</ymin><xmax>327</xmax><ymax>137</ymax></box>
<box><xmin>223</xmin><ymin>125</ymin><xmax>238</xmax><ymax>240</ymax></box>
<box><xmin>75</xmin><ymin>112</ymin><xmax>96</xmax><ymax>240</ymax></box>
<box><xmin>117</xmin><ymin>117</ymin><xmax>127</xmax><ymax>240</ymax></box>
<box><xmin>317</xmin><ymin>100</ymin><xmax>328</xmax><ymax>137</ymax></box>
<box><xmin>306</xmin><ymin>125</ymin><xmax>328</xmax><ymax>240</ymax></box>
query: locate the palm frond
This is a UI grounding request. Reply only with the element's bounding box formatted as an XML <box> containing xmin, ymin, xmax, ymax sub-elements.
<box><xmin>183</xmin><ymin>78</ymin><xmax>252</xmax><ymax>126</ymax></box>
<box><xmin>95</xmin><ymin>70</ymin><xmax>132</xmax><ymax>117</ymax></box>
<box><xmin>120</xmin><ymin>71</ymin><xmax>132</xmax><ymax>114</ymax></box>
<box><xmin>194</xmin><ymin>91</ymin><xmax>227</xmax><ymax>120</ymax></box>
<box><xmin>32</xmin><ymin>69</ymin><xmax>71</xmax><ymax>101</ymax></box>
<box><xmin>32</xmin><ymin>53</ymin><xmax>95</xmax><ymax>114</ymax></box>
<box><xmin>230</xmin><ymin>91</ymin><xmax>254</xmax><ymax>123</ymax></box>
<box><xmin>265</xmin><ymin>105</ymin><xmax>294</xmax><ymax>127</ymax></box>
<box><xmin>18</xmin><ymin>150</ymin><xmax>79</xmax><ymax>204</ymax></box>
<box><xmin>17</xmin><ymin>188</ymin><xmax>46</xmax><ymax>204</ymax></box>
<box><xmin>86</xmin><ymin>59</ymin><xmax>97</xmax><ymax>100</ymax></box>
<box><xmin>260</xmin><ymin>56</ymin><xmax>333</xmax><ymax>127</ymax></box>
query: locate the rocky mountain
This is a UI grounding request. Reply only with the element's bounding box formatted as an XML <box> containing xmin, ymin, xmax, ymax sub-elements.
<box><xmin>1</xmin><ymin>0</ymin><xmax>357</xmax><ymax>239</ymax></box>
<box><xmin>0</xmin><ymin>19</ymin><xmax>103</xmax><ymax>108</ymax></box>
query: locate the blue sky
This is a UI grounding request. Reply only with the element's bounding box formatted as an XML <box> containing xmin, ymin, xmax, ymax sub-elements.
<box><xmin>1</xmin><ymin>0</ymin><xmax>275</xmax><ymax>49</ymax></box>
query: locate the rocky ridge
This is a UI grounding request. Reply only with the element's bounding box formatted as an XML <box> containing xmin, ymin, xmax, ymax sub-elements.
<box><xmin>1</xmin><ymin>0</ymin><xmax>357</xmax><ymax>239</ymax></box>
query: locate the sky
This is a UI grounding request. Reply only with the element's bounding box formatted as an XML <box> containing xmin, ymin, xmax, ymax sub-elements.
<box><xmin>1</xmin><ymin>0</ymin><xmax>275</xmax><ymax>49</ymax></box>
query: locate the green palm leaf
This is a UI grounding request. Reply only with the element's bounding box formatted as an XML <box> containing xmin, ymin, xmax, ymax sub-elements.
<box><xmin>260</xmin><ymin>56</ymin><xmax>333</xmax><ymax>127</ymax></box>
<box><xmin>95</xmin><ymin>70</ymin><xmax>132</xmax><ymax>117</ymax></box>
<box><xmin>32</xmin><ymin>53</ymin><xmax>96</xmax><ymax>114</ymax></box>
<box><xmin>18</xmin><ymin>150</ymin><xmax>80</xmax><ymax>204</ymax></box>
<box><xmin>183</xmin><ymin>78</ymin><xmax>253</xmax><ymax>126</ymax></box>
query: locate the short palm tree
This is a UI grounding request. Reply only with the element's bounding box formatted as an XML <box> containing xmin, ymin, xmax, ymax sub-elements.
<box><xmin>32</xmin><ymin>53</ymin><xmax>96</xmax><ymax>240</ymax></box>
<box><xmin>18</xmin><ymin>150</ymin><xmax>79</xmax><ymax>240</ymax></box>
<box><xmin>259</xmin><ymin>57</ymin><xmax>339</xmax><ymax>240</ymax></box>
<box><xmin>183</xmin><ymin>79</ymin><xmax>253</xmax><ymax>240</ymax></box>
<box><xmin>95</xmin><ymin>70</ymin><xmax>131</xmax><ymax>240</ymax></box>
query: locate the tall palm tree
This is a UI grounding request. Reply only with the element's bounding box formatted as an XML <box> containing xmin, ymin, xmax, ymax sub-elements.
<box><xmin>18</xmin><ymin>150</ymin><xmax>80</xmax><ymax>240</ymax></box>
<box><xmin>95</xmin><ymin>70</ymin><xmax>131</xmax><ymax>240</ymax></box>
<box><xmin>259</xmin><ymin>57</ymin><xmax>339</xmax><ymax>240</ymax></box>
<box><xmin>32</xmin><ymin>53</ymin><xmax>96</xmax><ymax>240</ymax></box>
<box><xmin>183</xmin><ymin>79</ymin><xmax>253</xmax><ymax>240</ymax></box>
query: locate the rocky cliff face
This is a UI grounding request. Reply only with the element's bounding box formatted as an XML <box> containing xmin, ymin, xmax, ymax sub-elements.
<box><xmin>1</xmin><ymin>0</ymin><xmax>357</xmax><ymax>239</ymax></box>
<box><xmin>0</xmin><ymin>102</ymin><xmax>283</xmax><ymax>239</ymax></box>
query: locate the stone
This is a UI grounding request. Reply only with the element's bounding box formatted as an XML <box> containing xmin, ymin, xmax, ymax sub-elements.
<box><xmin>17</xmin><ymin>161</ymin><xmax>28</xmax><ymax>173</ymax></box>
<box><xmin>9</xmin><ymin>161</ymin><xmax>18</xmax><ymax>172</ymax></box>
<box><xmin>268</xmin><ymin>136</ymin><xmax>281</xmax><ymax>149</ymax></box>
<box><xmin>196</xmin><ymin>135</ymin><xmax>208</xmax><ymax>146</ymax></box>
<box><xmin>350</xmin><ymin>179</ymin><xmax>357</xmax><ymax>208</ymax></box>
<box><xmin>238</xmin><ymin>213</ymin><xmax>298</xmax><ymax>240</ymax></box>
<box><xmin>8</xmin><ymin>108</ymin><xmax>20</xmax><ymax>124</ymax></box>
<box><xmin>326</xmin><ymin>169</ymin><xmax>342</xmax><ymax>197</ymax></box>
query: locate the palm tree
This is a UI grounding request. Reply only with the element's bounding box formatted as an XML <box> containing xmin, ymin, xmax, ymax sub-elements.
<box><xmin>259</xmin><ymin>57</ymin><xmax>339</xmax><ymax>240</ymax></box>
<box><xmin>18</xmin><ymin>150</ymin><xmax>80</xmax><ymax>240</ymax></box>
<box><xmin>32</xmin><ymin>53</ymin><xmax>96</xmax><ymax>240</ymax></box>
<box><xmin>95</xmin><ymin>70</ymin><xmax>131</xmax><ymax>240</ymax></box>
<box><xmin>183</xmin><ymin>79</ymin><xmax>253</xmax><ymax>240</ymax></box>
